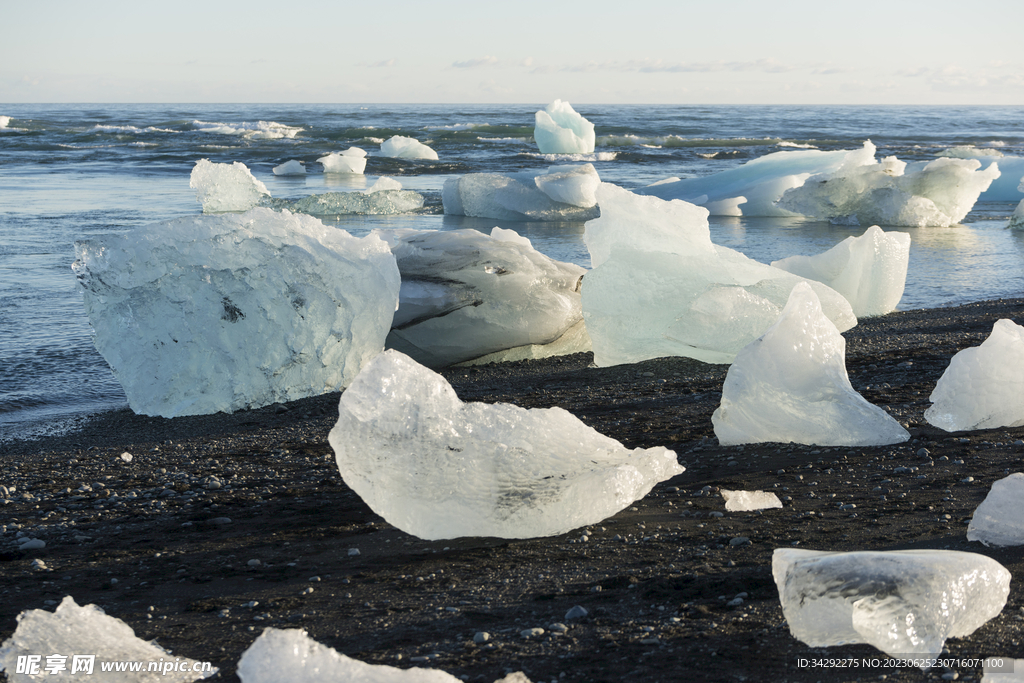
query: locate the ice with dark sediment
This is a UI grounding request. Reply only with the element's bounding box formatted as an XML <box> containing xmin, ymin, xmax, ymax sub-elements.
<box><xmin>442</xmin><ymin>164</ymin><xmax>601</xmax><ymax>221</ymax></box>
<box><xmin>376</xmin><ymin>227</ymin><xmax>589</xmax><ymax>367</ymax></box>
<box><xmin>190</xmin><ymin>159</ymin><xmax>269</xmax><ymax>213</ymax></box>
<box><xmin>721</xmin><ymin>489</ymin><xmax>782</xmax><ymax>511</ymax></box>
<box><xmin>534</xmin><ymin>100</ymin><xmax>595</xmax><ymax>154</ymax></box>
<box><xmin>968</xmin><ymin>473</ymin><xmax>1024</xmax><ymax>547</ymax></box>
<box><xmin>712</xmin><ymin>282</ymin><xmax>909</xmax><ymax>447</ymax></box>
<box><xmin>318</xmin><ymin>147</ymin><xmax>367</xmax><ymax>174</ymax></box>
<box><xmin>581</xmin><ymin>183</ymin><xmax>856</xmax><ymax>366</ymax></box>
<box><xmin>0</xmin><ymin>596</ymin><xmax>217</xmax><ymax>681</ymax></box>
<box><xmin>773</xmin><ymin>548</ymin><xmax>1010</xmax><ymax>666</ymax></box>
<box><xmin>72</xmin><ymin>208</ymin><xmax>400</xmax><ymax>418</ymax></box>
<box><xmin>380</xmin><ymin>135</ymin><xmax>438</xmax><ymax>160</ymax></box>
<box><xmin>926</xmin><ymin>319</ymin><xmax>1024</xmax><ymax>432</ymax></box>
<box><xmin>771</xmin><ymin>225</ymin><xmax>910</xmax><ymax>317</ymax></box>
<box><xmin>328</xmin><ymin>350</ymin><xmax>683</xmax><ymax>540</ymax></box>
<box><xmin>271</xmin><ymin>160</ymin><xmax>305</xmax><ymax>176</ymax></box>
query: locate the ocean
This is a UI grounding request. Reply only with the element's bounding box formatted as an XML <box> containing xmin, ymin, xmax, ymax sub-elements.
<box><xmin>2</xmin><ymin>103</ymin><xmax>1023</xmax><ymax>443</ymax></box>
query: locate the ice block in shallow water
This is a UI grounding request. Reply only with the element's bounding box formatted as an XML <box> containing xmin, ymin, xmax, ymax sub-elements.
<box><xmin>773</xmin><ymin>549</ymin><xmax>1010</xmax><ymax>667</ymax></box>
<box><xmin>968</xmin><ymin>473</ymin><xmax>1024</xmax><ymax>547</ymax></box>
<box><xmin>442</xmin><ymin>164</ymin><xmax>601</xmax><ymax>221</ymax></box>
<box><xmin>380</xmin><ymin>135</ymin><xmax>438</xmax><ymax>160</ymax></box>
<box><xmin>534</xmin><ymin>100</ymin><xmax>595</xmax><ymax>154</ymax></box>
<box><xmin>925</xmin><ymin>319</ymin><xmax>1024</xmax><ymax>432</ymax></box>
<box><xmin>328</xmin><ymin>350</ymin><xmax>683</xmax><ymax>540</ymax></box>
<box><xmin>721</xmin><ymin>489</ymin><xmax>782</xmax><ymax>511</ymax></box>
<box><xmin>189</xmin><ymin>159</ymin><xmax>269</xmax><ymax>213</ymax></box>
<box><xmin>272</xmin><ymin>160</ymin><xmax>305</xmax><ymax>176</ymax></box>
<box><xmin>318</xmin><ymin>147</ymin><xmax>367</xmax><ymax>174</ymax></box>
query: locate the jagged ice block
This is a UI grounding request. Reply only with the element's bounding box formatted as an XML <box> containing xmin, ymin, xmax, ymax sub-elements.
<box><xmin>443</xmin><ymin>164</ymin><xmax>601</xmax><ymax>221</ymax></box>
<box><xmin>189</xmin><ymin>159</ymin><xmax>269</xmax><ymax>213</ymax></box>
<box><xmin>534</xmin><ymin>100</ymin><xmax>595</xmax><ymax>154</ymax></box>
<box><xmin>721</xmin><ymin>489</ymin><xmax>783</xmax><ymax>512</ymax></box>
<box><xmin>272</xmin><ymin>160</ymin><xmax>305</xmax><ymax>176</ymax></box>
<box><xmin>380</xmin><ymin>135</ymin><xmax>438</xmax><ymax>160</ymax></box>
<box><xmin>318</xmin><ymin>147</ymin><xmax>367</xmax><ymax>174</ymax></box>
<box><xmin>968</xmin><ymin>473</ymin><xmax>1024</xmax><ymax>547</ymax></box>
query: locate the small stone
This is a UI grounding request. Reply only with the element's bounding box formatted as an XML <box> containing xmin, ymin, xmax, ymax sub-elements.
<box><xmin>565</xmin><ymin>605</ymin><xmax>588</xmax><ymax>620</ymax></box>
<box><xmin>520</xmin><ymin>628</ymin><xmax>544</xmax><ymax>638</ymax></box>
<box><xmin>247</xmin><ymin>559</ymin><xmax>261</xmax><ymax>567</ymax></box>
<box><xmin>961</xmin><ymin>477</ymin><xmax>975</xmax><ymax>483</ymax></box>
<box><xmin>301</xmin><ymin>587</ymin><xmax>314</xmax><ymax>595</ymax></box>
<box><xmin>30</xmin><ymin>559</ymin><xmax>48</xmax><ymax>571</ymax></box>
<box><xmin>210</xmin><ymin>517</ymin><xmax>232</xmax><ymax>525</ymax></box>
<box><xmin>308</xmin><ymin>576</ymin><xmax>321</xmax><ymax>582</ymax></box>
<box><xmin>917</xmin><ymin>448</ymin><xmax>930</xmax><ymax>458</ymax></box>
<box><xmin>549</xmin><ymin>623</ymin><xmax>568</xmax><ymax>633</ymax></box>
<box><xmin>727</xmin><ymin>597</ymin><xmax>744</xmax><ymax>607</ymax></box>
<box><xmin>729</xmin><ymin>537</ymin><xmax>750</xmax><ymax>546</ymax></box>
<box><xmin>473</xmin><ymin>632</ymin><xmax>490</xmax><ymax>644</ymax></box>
<box><xmin>19</xmin><ymin>539</ymin><xmax>46</xmax><ymax>550</ymax></box>
<box><xmin>348</xmin><ymin>548</ymin><xmax>360</xmax><ymax>556</ymax></box>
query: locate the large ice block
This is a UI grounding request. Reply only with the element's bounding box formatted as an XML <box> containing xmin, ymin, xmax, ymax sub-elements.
<box><xmin>328</xmin><ymin>350</ymin><xmax>683</xmax><ymax>540</ymax></box>
<box><xmin>380</xmin><ymin>135</ymin><xmax>438</xmax><ymax>160</ymax></box>
<box><xmin>925</xmin><ymin>319</ymin><xmax>1024</xmax><ymax>432</ymax></box>
<box><xmin>773</xmin><ymin>549</ymin><xmax>1010</xmax><ymax>666</ymax></box>
<box><xmin>581</xmin><ymin>183</ymin><xmax>857</xmax><ymax>366</ymax></box>
<box><xmin>189</xmin><ymin>159</ymin><xmax>270</xmax><ymax>213</ymax></box>
<box><xmin>771</xmin><ymin>225</ymin><xmax>911</xmax><ymax>317</ymax></box>
<box><xmin>534</xmin><ymin>100</ymin><xmax>595</xmax><ymax>154</ymax></box>
<box><xmin>377</xmin><ymin>227</ymin><xmax>589</xmax><ymax>367</ymax></box>
<box><xmin>0</xmin><ymin>596</ymin><xmax>216</xmax><ymax>682</ymax></box>
<box><xmin>968</xmin><ymin>473</ymin><xmax>1024</xmax><ymax>547</ymax></box>
<box><xmin>712</xmin><ymin>282</ymin><xmax>908</xmax><ymax>446</ymax></box>
<box><xmin>72</xmin><ymin>208</ymin><xmax>401</xmax><ymax>418</ymax></box>
<box><xmin>442</xmin><ymin>165</ymin><xmax>601</xmax><ymax>221</ymax></box>
<box><xmin>318</xmin><ymin>147</ymin><xmax>367</xmax><ymax>174</ymax></box>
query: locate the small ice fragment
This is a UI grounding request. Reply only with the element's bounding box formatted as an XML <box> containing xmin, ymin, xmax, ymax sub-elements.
<box><xmin>328</xmin><ymin>350</ymin><xmax>683</xmax><ymax>540</ymax></box>
<box><xmin>189</xmin><ymin>159</ymin><xmax>270</xmax><ymax>213</ymax></box>
<box><xmin>967</xmin><ymin>473</ymin><xmax>1024</xmax><ymax>546</ymax></box>
<box><xmin>272</xmin><ymin>160</ymin><xmax>305</xmax><ymax>176</ymax></box>
<box><xmin>721</xmin><ymin>489</ymin><xmax>783</xmax><ymax>512</ymax></box>
<box><xmin>534</xmin><ymin>100</ymin><xmax>595</xmax><ymax>154</ymax></box>
<box><xmin>318</xmin><ymin>147</ymin><xmax>367</xmax><ymax>174</ymax></box>
<box><xmin>380</xmin><ymin>135</ymin><xmax>438</xmax><ymax>160</ymax></box>
<box><xmin>925</xmin><ymin>319</ymin><xmax>1024</xmax><ymax>432</ymax></box>
<box><xmin>363</xmin><ymin>176</ymin><xmax>402</xmax><ymax>193</ymax></box>
<box><xmin>1010</xmin><ymin>198</ymin><xmax>1024</xmax><ymax>229</ymax></box>
<box><xmin>120</xmin><ymin>452</ymin><xmax>133</xmax><ymax>463</ymax></box>
<box><xmin>773</xmin><ymin>548</ymin><xmax>1010</xmax><ymax>666</ymax></box>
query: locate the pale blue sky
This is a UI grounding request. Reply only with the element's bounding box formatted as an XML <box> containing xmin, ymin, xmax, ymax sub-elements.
<box><xmin>2</xmin><ymin>0</ymin><xmax>1022</xmax><ymax>104</ymax></box>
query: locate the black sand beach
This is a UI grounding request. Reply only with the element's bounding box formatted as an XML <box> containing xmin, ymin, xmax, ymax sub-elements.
<box><xmin>3</xmin><ymin>298</ymin><xmax>1024</xmax><ymax>682</ymax></box>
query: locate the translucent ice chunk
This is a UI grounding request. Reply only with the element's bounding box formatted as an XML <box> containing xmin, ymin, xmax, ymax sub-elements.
<box><xmin>189</xmin><ymin>159</ymin><xmax>269</xmax><ymax>213</ymax></box>
<box><xmin>712</xmin><ymin>282</ymin><xmax>909</xmax><ymax>446</ymax></box>
<box><xmin>534</xmin><ymin>100</ymin><xmax>595</xmax><ymax>154</ymax></box>
<box><xmin>968</xmin><ymin>473</ymin><xmax>1024</xmax><ymax>547</ymax></box>
<box><xmin>380</xmin><ymin>135</ymin><xmax>438</xmax><ymax>160</ymax></box>
<box><xmin>377</xmin><ymin>227</ymin><xmax>589</xmax><ymax>367</ymax></box>
<box><xmin>318</xmin><ymin>147</ymin><xmax>367</xmax><ymax>174</ymax></box>
<box><xmin>442</xmin><ymin>166</ymin><xmax>601</xmax><ymax>221</ymax></box>
<box><xmin>721</xmin><ymin>489</ymin><xmax>783</xmax><ymax>511</ymax></box>
<box><xmin>0</xmin><ymin>596</ymin><xmax>216</xmax><ymax>681</ymax></box>
<box><xmin>272</xmin><ymin>160</ymin><xmax>305</xmax><ymax>176</ymax></box>
<box><xmin>581</xmin><ymin>183</ymin><xmax>856</xmax><ymax>366</ymax></box>
<box><xmin>288</xmin><ymin>189</ymin><xmax>424</xmax><ymax>216</ymax></box>
<box><xmin>237</xmin><ymin>628</ymin><xmax>459</xmax><ymax>683</ymax></box>
<box><xmin>533</xmin><ymin>164</ymin><xmax>600</xmax><ymax>207</ymax></box>
<box><xmin>1009</xmin><ymin>199</ymin><xmax>1024</xmax><ymax>229</ymax></box>
<box><xmin>72</xmin><ymin>208</ymin><xmax>400</xmax><ymax>417</ymax></box>
<box><xmin>364</xmin><ymin>176</ymin><xmax>403</xmax><ymax>193</ymax></box>
<box><xmin>771</xmin><ymin>225</ymin><xmax>911</xmax><ymax>317</ymax></box>
<box><xmin>773</xmin><ymin>548</ymin><xmax>1010</xmax><ymax>666</ymax></box>
<box><xmin>328</xmin><ymin>350</ymin><xmax>683</xmax><ymax>540</ymax></box>
<box><xmin>925</xmin><ymin>319</ymin><xmax>1024</xmax><ymax>432</ymax></box>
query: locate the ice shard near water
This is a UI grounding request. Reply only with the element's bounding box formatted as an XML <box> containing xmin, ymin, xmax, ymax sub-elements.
<box><xmin>189</xmin><ymin>159</ymin><xmax>269</xmax><ymax>213</ymax></box>
<box><xmin>968</xmin><ymin>473</ymin><xmax>1024</xmax><ymax>547</ymax></box>
<box><xmin>581</xmin><ymin>183</ymin><xmax>857</xmax><ymax>366</ymax></box>
<box><xmin>925</xmin><ymin>319</ymin><xmax>1024</xmax><ymax>432</ymax></box>
<box><xmin>712</xmin><ymin>282</ymin><xmax>908</xmax><ymax>446</ymax></box>
<box><xmin>328</xmin><ymin>350</ymin><xmax>683</xmax><ymax>540</ymax></box>
<box><xmin>771</xmin><ymin>225</ymin><xmax>911</xmax><ymax>317</ymax></box>
<box><xmin>318</xmin><ymin>147</ymin><xmax>367</xmax><ymax>174</ymax></box>
<box><xmin>272</xmin><ymin>160</ymin><xmax>305</xmax><ymax>176</ymax></box>
<box><xmin>380</xmin><ymin>135</ymin><xmax>438</xmax><ymax>160</ymax></box>
<box><xmin>0</xmin><ymin>596</ymin><xmax>216</xmax><ymax>682</ymax></box>
<box><xmin>442</xmin><ymin>164</ymin><xmax>601</xmax><ymax>221</ymax></box>
<box><xmin>721</xmin><ymin>489</ymin><xmax>783</xmax><ymax>512</ymax></box>
<box><xmin>72</xmin><ymin>208</ymin><xmax>401</xmax><ymax>418</ymax></box>
<box><xmin>773</xmin><ymin>549</ymin><xmax>1010</xmax><ymax>666</ymax></box>
<box><xmin>534</xmin><ymin>100</ymin><xmax>595</xmax><ymax>154</ymax></box>
<box><xmin>377</xmin><ymin>227</ymin><xmax>589</xmax><ymax>367</ymax></box>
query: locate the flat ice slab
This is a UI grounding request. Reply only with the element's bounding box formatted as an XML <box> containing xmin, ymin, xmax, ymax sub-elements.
<box><xmin>190</xmin><ymin>159</ymin><xmax>269</xmax><ymax>213</ymax></box>
<box><xmin>318</xmin><ymin>147</ymin><xmax>367</xmax><ymax>174</ymax></box>
<box><xmin>329</xmin><ymin>350</ymin><xmax>683</xmax><ymax>540</ymax></box>
<box><xmin>712</xmin><ymin>282</ymin><xmax>909</xmax><ymax>446</ymax></box>
<box><xmin>73</xmin><ymin>208</ymin><xmax>400</xmax><ymax>418</ymax></box>
<box><xmin>772</xmin><ymin>225</ymin><xmax>910</xmax><ymax>317</ymax></box>
<box><xmin>377</xmin><ymin>227</ymin><xmax>589</xmax><ymax>367</ymax></box>
<box><xmin>721</xmin><ymin>489</ymin><xmax>783</xmax><ymax>511</ymax></box>
<box><xmin>968</xmin><ymin>473</ymin><xmax>1024</xmax><ymax>547</ymax></box>
<box><xmin>380</xmin><ymin>135</ymin><xmax>438</xmax><ymax>160</ymax></box>
<box><xmin>443</xmin><ymin>164</ymin><xmax>601</xmax><ymax>221</ymax></box>
<box><xmin>925</xmin><ymin>319</ymin><xmax>1024</xmax><ymax>432</ymax></box>
<box><xmin>0</xmin><ymin>596</ymin><xmax>216</xmax><ymax>681</ymax></box>
<box><xmin>773</xmin><ymin>548</ymin><xmax>1010</xmax><ymax>666</ymax></box>
<box><xmin>534</xmin><ymin>100</ymin><xmax>595</xmax><ymax>154</ymax></box>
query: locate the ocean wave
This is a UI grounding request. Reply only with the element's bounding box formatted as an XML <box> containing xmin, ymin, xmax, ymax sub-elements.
<box><xmin>478</xmin><ymin>137</ymin><xmax>531</xmax><ymax>143</ymax></box>
<box><xmin>596</xmin><ymin>134</ymin><xmax>781</xmax><ymax>148</ymax></box>
<box><xmin>523</xmin><ymin>152</ymin><xmax>618</xmax><ymax>162</ymax></box>
<box><xmin>189</xmin><ymin>120</ymin><xmax>303</xmax><ymax>139</ymax></box>
<box><xmin>0</xmin><ymin>116</ymin><xmax>9</xmax><ymax>128</ymax></box>
<box><xmin>777</xmin><ymin>141</ymin><xmax>818</xmax><ymax>149</ymax></box>
<box><xmin>91</xmin><ymin>124</ymin><xmax>178</xmax><ymax>134</ymax></box>
<box><xmin>424</xmin><ymin>122</ymin><xmax>489</xmax><ymax>130</ymax></box>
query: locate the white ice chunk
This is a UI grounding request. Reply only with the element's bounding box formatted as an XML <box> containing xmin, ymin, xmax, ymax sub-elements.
<box><xmin>318</xmin><ymin>147</ymin><xmax>368</xmax><ymax>174</ymax></box>
<box><xmin>364</xmin><ymin>176</ymin><xmax>403</xmax><ymax>193</ymax></box>
<box><xmin>938</xmin><ymin>148</ymin><xmax>1024</xmax><ymax>202</ymax></box>
<box><xmin>771</xmin><ymin>226</ymin><xmax>911</xmax><ymax>317</ymax></box>
<box><xmin>713</xmin><ymin>282</ymin><xmax>908</xmax><ymax>446</ymax></box>
<box><xmin>533</xmin><ymin>164</ymin><xmax>600</xmax><ymax>207</ymax></box>
<box><xmin>1009</xmin><ymin>199</ymin><xmax>1024</xmax><ymax>229</ymax></box>
<box><xmin>375</xmin><ymin>227</ymin><xmax>589</xmax><ymax>367</ymax></box>
<box><xmin>272</xmin><ymin>160</ymin><xmax>305</xmax><ymax>176</ymax></box>
<box><xmin>581</xmin><ymin>183</ymin><xmax>857</xmax><ymax>366</ymax></box>
<box><xmin>534</xmin><ymin>100</ymin><xmax>595</xmax><ymax>154</ymax></box>
<box><xmin>189</xmin><ymin>159</ymin><xmax>270</xmax><ymax>213</ymax></box>
<box><xmin>380</xmin><ymin>135</ymin><xmax>438</xmax><ymax>160</ymax></box>
<box><xmin>721</xmin><ymin>489</ymin><xmax>783</xmax><ymax>511</ymax></box>
<box><xmin>926</xmin><ymin>319</ymin><xmax>1024</xmax><ymax>432</ymax></box>
<box><xmin>329</xmin><ymin>350</ymin><xmax>683</xmax><ymax>540</ymax></box>
<box><xmin>0</xmin><ymin>596</ymin><xmax>216</xmax><ymax>681</ymax></box>
<box><xmin>443</xmin><ymin>167</ymin><xmax>601</xmax><ymax>221</ymax></box>
<box><xmin>968</xmin><ymin>473</ymin><xmax>1024</xmax><ymax>547</ymax></box>
<box><xmin>773</xmin><ymin>548</ymin><xmax>1010</xmax><ymax>666</ymax></box>
<box><xmin>287</xmin><ymin>187</ymin><xmax>423</xmax><ymax>216</ymax></box>
<box><xmin>72</xmin><ymin>208</ymin><xmax>400</xmax><ymax>418</ymax></box>
<box><xmin>0</xmin><ymin>116</ymin><xmax>9</xmax><ymax>128</ymax></box>
<box><xmin>237</xmin><ymin>628</ymin><xmax>460</xmax><ymax>683</ymax></box>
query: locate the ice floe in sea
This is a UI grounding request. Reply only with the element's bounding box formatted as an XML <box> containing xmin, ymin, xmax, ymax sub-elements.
<box><xmin>271</xmin><ymin>160</ymin><xmax>305</xmax><ymax>176</ymax></box>
<box><xmin>712</xmin><ymin>282</ymin><xmax>909</xmax><ymax>447</ymax></box>
<box><xmin>581</xmin><ymin>183</ymin><xmax>856</xmax><ymax>366</ymax></box>
<box><xmin>0</xmin><ymin>596</ymin><xmax>216</xmax><ymax>681</ymax></box>
<box><xmin>328</xmin><ymin>350</ymin><xmax>683</xmax><ymax>540</ymax></box>
<box><xmin>285</xmin><ymin>177</ymin><xmax>423</xmax><ymax>216</ymax></box>
<box><xmin>771</xmin><ymin>225</ymin><xmax>910</xmax><ymax>317</ymax></box>
<box><xmin>925</xmin><ymin>319</ymin><xmax>1024</xmax><ymax>432</ymax></box>
<box><xmin>443</xmin><ymin>164</ymin><xmax>601</xmax><ymax>221</ymax></box>
<box><xmin>773</xmin><ymin>548</ymin><xmax>1010</xmax><ymax>665</ymax></box>
<box><xmin>318</xmin><ymin>147</ymin><xmax>367</xmax><ymax>174</ymax></box>
<box><xmin>967</xmin><ymin>473</ymin><xmax>1024</xmax><ymax>547</ymax></box>
<box><xmin>72</xmin><ymin>208</ymin><xmax>400</xmax><ymax>418</ymax></box>
<box><xmin>1010</xmin><ymin>199</ymin><xmax>1024</xmax><ymax>229</ymax></box>
<box><xmin>377</xmin><ymin>227</ymin><xmax>589</xmax><ymax>367</ymax></box>
<box><xmin>721</xmin><ymin>489</ymin><xmax>782</xmax><ymax>512</ymax></box>
<box><xmin>380</xmin><ymin>135</ymin><xmax>438</xmax><ymax>160</ymax></box>
<box><xmin>534</xmin><ymin>100</ymin><xmax>595</xmax><ymax>154</ymax></box>
<box><xmin>938</xmin><ymin>146</ymin><xmax>1024</xmax><ymax>202</ymax></box>
<box><xmin>190</xmin><ymin>159</ymin><xmax>270</xmax><ymax>213</ymax></box>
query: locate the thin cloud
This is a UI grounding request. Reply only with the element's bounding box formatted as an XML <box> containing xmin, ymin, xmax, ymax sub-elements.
<box><xmin>356</xmin><ymin>59</ymin><xmax>397</xmax><ymax>68</ymax></box>
<box><xmin>452</xmin><ymin>56</ymin><xmax>500</xmax><ymax>68</ymax></box>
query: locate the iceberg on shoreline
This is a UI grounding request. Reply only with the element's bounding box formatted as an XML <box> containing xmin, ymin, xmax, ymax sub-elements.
<box><xmin>73</xmin><ymin>208</ymin><xmax>401</xmax><ymax>418</ymax></box>
<box><xmin>380</xmin><ymin>135</ymin><xmax>438</xmax><ymax>160</ymax></box>
<box><xmin>534</xmin><ymin>100</ymin><xmax>595</xmax><ymax>154</ymax></box>
<box><xmin>443</xmin><ymin>164</ymin><xmax>601</xmax><ymax>221</ymax></box>
<box><xmin>190</xmin><ymin>159</ymin><xmax>270</xmax><ymax>213</ymax></box>
<box><xmin>318</xmin><ymin>147</ymin><xmax>367</xmax><ymax>174</ymax></box>
<box><xmin>968</xmin><ymin>473</ymin><xmax>1024</xmax><ymax>547</ymax></box>
<box><xmin>329</xmin><ymin>350</ymin><xmax>683</xmax><ymax>540</ymax></box>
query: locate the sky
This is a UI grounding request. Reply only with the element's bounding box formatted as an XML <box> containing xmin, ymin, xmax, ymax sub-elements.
<box><xmin>2</xmin><ymin>0</ymin><xmax>1023</xmax><ymax>105</ymax></box>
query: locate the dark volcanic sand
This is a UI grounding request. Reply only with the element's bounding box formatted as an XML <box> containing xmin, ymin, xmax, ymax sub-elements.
<box><xmin>3</xmin><ymin>299</ymin><xmax>1024</xmax><ymax>682</ymax></box>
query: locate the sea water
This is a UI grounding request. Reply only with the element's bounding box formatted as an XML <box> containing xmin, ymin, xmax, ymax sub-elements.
<box><xmin>2</xmin><ymin>103</ymin><xmax>1023</xmax><ymax>442</ymax></box>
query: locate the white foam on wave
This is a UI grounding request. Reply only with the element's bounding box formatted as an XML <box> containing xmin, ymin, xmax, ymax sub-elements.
<box><xmin>424</xmin><ymin>122</ymin><xmax>489</xmax><ymax>130</ymax></box>
<box><xmin>91</xmin><ymin>124</ymin><xmax>178</xmax><ymax>134</ymax></box>
<box><xmin>525</xmin><ymin>152</ymin><xmax>617</xmax><ymax>162</ymax></box>
<box><xmin>597</xmin><ymin>134</ymin><xmax>779</xmax><ymax>148</ymax></box>
<box><xmin>0</xmin><ymin>116</ymin><xmax>10</xmax><ymax>129</ymax></box>
<box><xmin>189</xmin><ymin>119</ymin><xmax>302</xmax><ymax>139</ymax></box>
<box><xmin>479</xmin><ymin>137</ymin><xmax>531</xmax><ymax>143</ymax></box>
<box><xmin>778</xmin><ymin>141</ymin><xmax>818</xmax><ymax>149</ymax></box>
